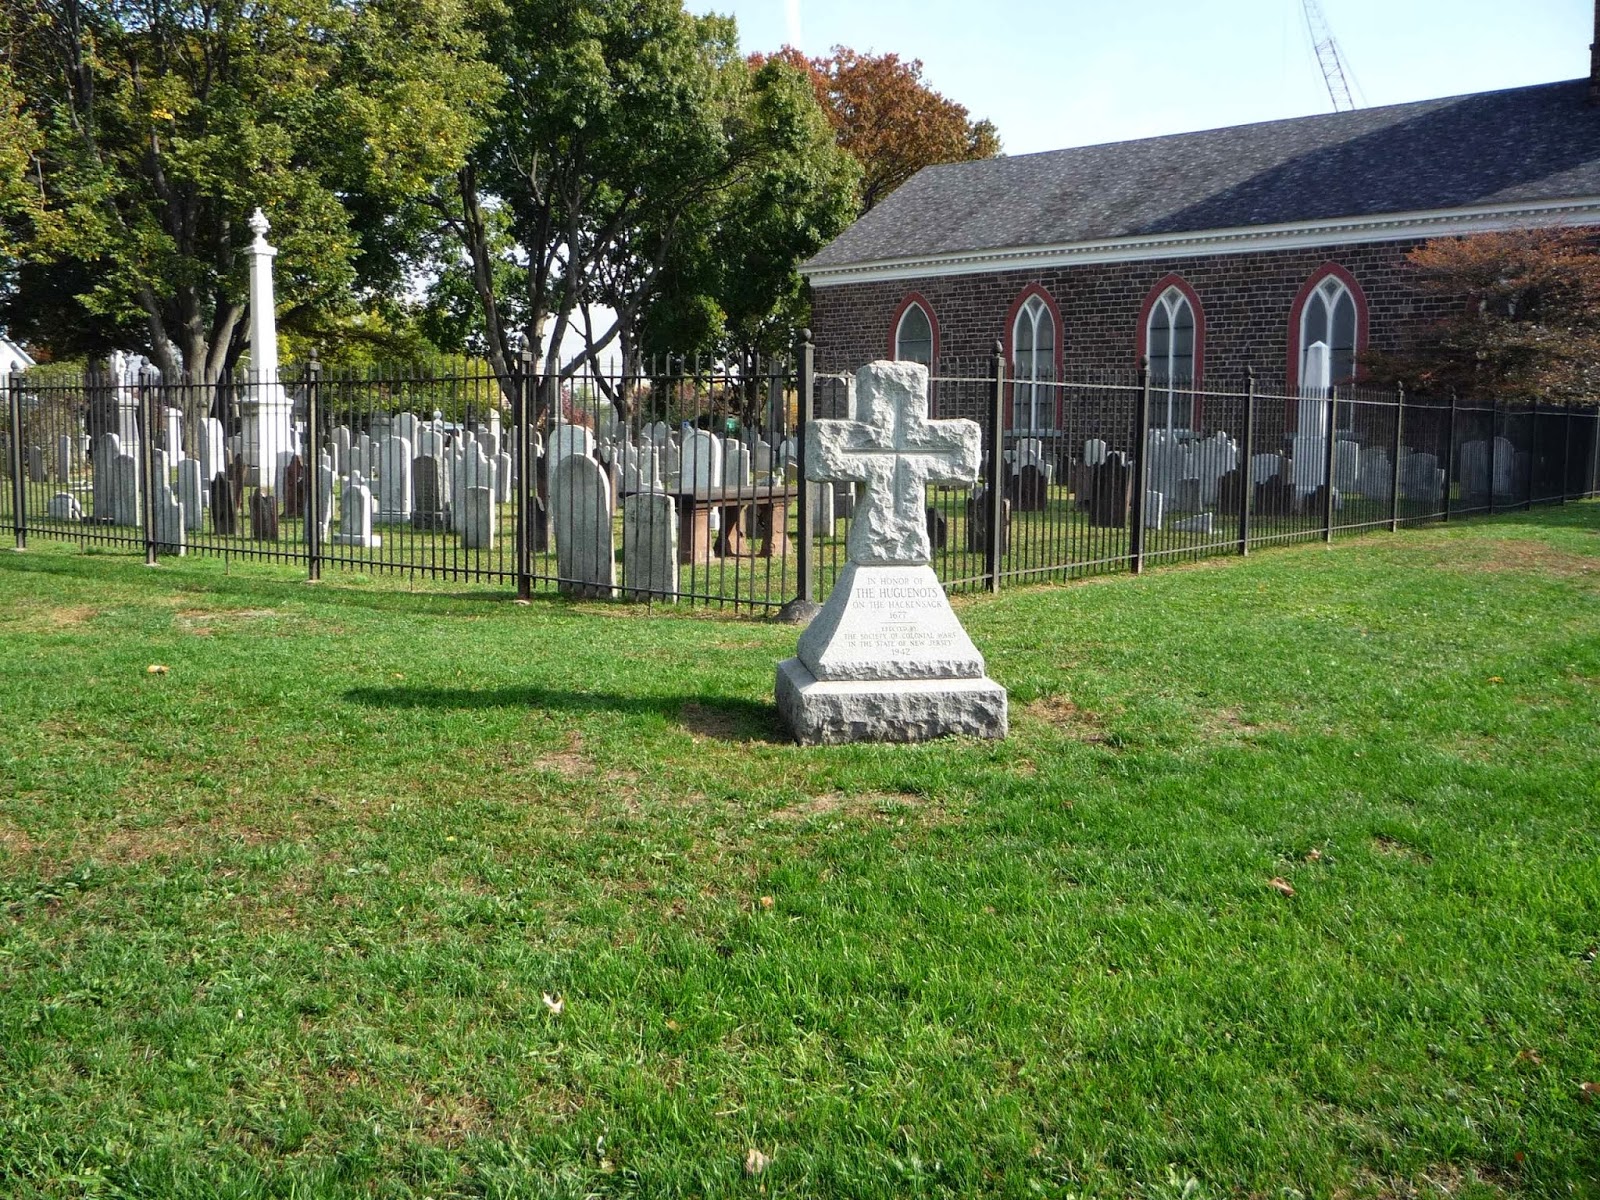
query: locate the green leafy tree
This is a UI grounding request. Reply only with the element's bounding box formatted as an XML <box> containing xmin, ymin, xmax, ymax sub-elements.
<box><xmin>8</xmin><ymin>0</ymin><xmax>498</xmax><ymax>381</ymax></box>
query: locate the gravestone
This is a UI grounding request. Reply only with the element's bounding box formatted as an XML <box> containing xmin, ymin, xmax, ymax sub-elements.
<box><xmin>48</xmin><ymin>492</ymin><xmax>83</xmax><ymax>521</ymax></box>
<box><xmin>1290</xmin><ymin>434</ymin><xmax>1327</xmax><ymax>498</ymax></box>
<box><xmin>411</xmin><ymin>456</ymin><xmax>448</xmax><ymax>530</ymax></box>
<box><xmin>334</xmin><ymin>481</ymin><xmax>381</xmax><ymax>548</ymax></box>
<box><xmin>28</xmin><ymin>445</ymin><xmax>46</xmax><ymax>483</ymax></box>
<box><xmin>199</xmin><ymin>418</ymin><xmax>226</xmax><ymax>487</ymax></box>
<box><xmin>1492</xmin><ymin>436</ymin><xmax>1517</xmax><ymax>498</ymax></box>
<box><xmin>777</xmin><ymin>359</ymin><xmax>1006</xmax><ymax>744</ymax></box>
<box><xmin>249</xmin><ymin>491</ymin><xmax>280</xmax><ymax>541</ymax></box>
<box><xmin>1361</xmin><ymin>447</ymin><xmax>1394</xmax><ymax>504</ymax></box>
<box><xmin>622</xmin><ymin>491</ymin><xmax>677</xmax><ymax>601</ymax></box>
<box><xmin>1254</xmin><ymin>474</ymin><xmax>1294</xmax><ymax>518</ymax></box>
<box><xmin>811</xmin><ymin>479</ymin><xmax>835</xmax><ymax>534</ymax></box>
<box><xmin>378</xmin><ymin>436</ymin><xmax>413</xmax><ymax>524</ymax></box>
<box><xmin>177</xmin><ymin>459</ymin><xmax>205</xmax><ymax>531</ymax></box>
<box><xmin>92</xmin><ymin>433</ymin><xmax>122</xmax><ymax>521</ymax></box>
<box><xmin>1143</xmin><ymin>490</ymin><xmax>1166</xmax><ymax>531</ymax></box>
<box><xmin>496</xmin><ymin>451</ymin><xmax>514</xmax><ymax>503</ymax></box>
<box><xmin>153</xmin><ymin>483</ymin><xmax>186</xmax><ymax>555</ymax></box>
<box><xmin>1333</xmin><ymin>439</ymin><xmax>1362</xmax><ymax>496</ymax></box>
<box><xmin>965</xmin><ymin>493</ymin><xmax>1011</xmax><ymax>553</ymax></box>
<box><xmin>1083</xmin><ymin>438</ymin><xmax>1109</xmax><ymax>466</ymax></box>
<box><xmin>461</xmin><ymin>485</ymin><xmax>496</xmax><ymax>550</ymax></box>
<box><xmin>210</xmin><ymin>473</ymin><xmax>239</xmax><ymax>534</ymax></box>
<box><xmin>1458</xmin><ymin>439</ymin><xmax>1490</xmax><ymax>504</ymax></box>
<box><xmin>111</xmin><ymin>452</ymin><xmax>141</xmax><ymax>526</ymax></box>
<box><xmin>316</xmin><ymin>460</ymin><xmax>335</xmax><ymax>542</ymax></box>
<box><xmin>1171</xmin><ymin>511</ymin><xmax>1214</xmax><ymax>535</ymax></box>
<box><xmin>280</xmin><ymin>454</ymin><xmax>307</xmax><ymax>519</ymax></box>
<box><xmin>1007</xmin><ymin>463</ymin><xmax>1048</xmax><ymax>512</ymax></box>
<box><xmin>681</xmin><ymin>430</ymin><xmax>723</xmax><ymax>492</ymax></box>
<box><xmin>551</xmin><ymin>453</ymin><xmax>616</xmax><ymax>597</ymax></box>
<box><xmin>57</xmin><ymin>434</ymin><xmax>74</xmax><ymax>484</ymax></box>
<box><xmin>1084</xmin><ymin>454</ymin><xmax>1132</xmax><ymax>528</ymax></box>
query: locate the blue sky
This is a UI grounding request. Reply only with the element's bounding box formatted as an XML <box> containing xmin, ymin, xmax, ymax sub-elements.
<box><xmin>690</xmin><ymin>0</ymin><xmax>1594</xmax><ymax>155</ymax></box>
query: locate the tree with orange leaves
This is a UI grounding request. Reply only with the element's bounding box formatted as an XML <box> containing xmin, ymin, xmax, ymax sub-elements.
<box><xmin>1372</xmin><ymin>228</ymin><xmax>1600</xmax><ymax>403</ymax></box>
<box><xmin>753</xmin><ymin>46</ymin><xmax>1000</xmax><ymax>213</ymax></box>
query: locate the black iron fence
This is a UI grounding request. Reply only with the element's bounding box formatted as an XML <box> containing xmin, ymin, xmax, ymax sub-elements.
<box><xmin>3</xmin><ymin>340</ymin><xmax>1598</xmax><ymax>612</ymax></box>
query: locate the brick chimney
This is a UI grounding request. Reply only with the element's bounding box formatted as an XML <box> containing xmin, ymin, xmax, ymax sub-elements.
<box><xmin>1591</xmin><ymin>0</ymin><xmax>1600</xmax><ymax>102</ymax></box>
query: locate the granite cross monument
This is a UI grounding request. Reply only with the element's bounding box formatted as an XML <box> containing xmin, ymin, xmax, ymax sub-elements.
<box><xmin>775</xmin><ymin>360</ymin><xmax>1008</xmax><ymax>744</ymax></box>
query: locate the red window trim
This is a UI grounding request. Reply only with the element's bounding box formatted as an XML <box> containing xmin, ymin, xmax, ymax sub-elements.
<box><xmin>1286</xmin><ymin>262</ymin><xmax>1369</xmax><ymax>395</ymax></box>
<box><xmin>887</xmin><ymin>292</ymin><xmax>940</xmax><ymax>366</ymax></box>
<box><xmin>1136</xmin><ymin>274</ymin><xmax>1207</xmax><ymax>427</ymax></box>
<box><xmin>1000</xmin><ymin>283</ymin><xmax>1065</xmax><ymax>431</ymax></box>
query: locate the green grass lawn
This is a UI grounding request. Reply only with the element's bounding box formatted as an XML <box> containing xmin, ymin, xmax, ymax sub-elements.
<box><xmin>1</xmin><ymin>507</ymin><xmax>1597</xmax><ymax>1199</ymax></box>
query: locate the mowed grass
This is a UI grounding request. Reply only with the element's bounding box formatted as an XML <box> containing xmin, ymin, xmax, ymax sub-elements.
<box><xmin>1</xmin><ymin>509</ymin><xmax>1597</xmax><ymax>1200</ymax></box>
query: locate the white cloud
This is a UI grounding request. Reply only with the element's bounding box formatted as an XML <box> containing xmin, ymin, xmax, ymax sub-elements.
<box><xmin>784</xmin><ymin>0</ymin><xmax>802</xmax><ymax>49</ymax></box>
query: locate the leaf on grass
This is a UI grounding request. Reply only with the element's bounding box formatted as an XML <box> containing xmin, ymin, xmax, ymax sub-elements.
<box><xmin>1304</xmin><ymin>848</ymin><xmax>1323</xmax><ymax>863</ymax></box>
<box><xmin>1517</xmin><ymin>1048</ymin><xmax>1543</xmax><ymax>1065</ymax></box>
<box><xmin>1268</xmin><ymin>877</ymin><xmax>1296</xmax><ymax>897</ymax></box>
<box><xmin>744</xmin><ymin>1148</ymin><xmax>771</xmax><ymax>1176</ymax></box>
<box><xmin>542</xmin><ymin>992</ymin><xmax>564</xmax><ymax>1016</ymax></box>
<box><xmin>758</xmin><ymin>895</ymin><xmax>774</xmax><ymax>910</ymax></box>
<box><xmin>146</xmin><ymin>664</ymin><xmax>169</xmax><ymax>675</ymax></box>
<box><xmin>1581</xmin><ymin>1082</ymin><xmax>1600</xmax><ymax>1103</ymax></box>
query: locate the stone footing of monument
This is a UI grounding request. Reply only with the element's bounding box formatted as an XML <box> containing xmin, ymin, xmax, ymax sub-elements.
<box><xmin>776</xmin><ymin>658</ymin><xmax>1007</xmax><ymax>745</ymax></box>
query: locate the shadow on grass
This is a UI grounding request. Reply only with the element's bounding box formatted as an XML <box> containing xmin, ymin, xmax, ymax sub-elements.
<box><xmin>343</xmin><ymin>684</ymin><xmax>787</xmax><ymax>744</ymax></box>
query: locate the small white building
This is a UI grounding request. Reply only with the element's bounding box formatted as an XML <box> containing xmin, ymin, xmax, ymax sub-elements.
<box><xmin>0</xmin><ymin>335</ymin><xmax>36</xmax><ymax>377</ymax></box>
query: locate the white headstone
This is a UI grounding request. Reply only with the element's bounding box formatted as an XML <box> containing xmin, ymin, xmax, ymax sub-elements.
<box><xmin>550</xmin><ymin>453</ymin><xmax>616</xmax><ymax>597</ymax></box>
<box><xmin>334</xmin><ymin>481</ymin><xmax>381</xmax><ymax>548</ymax></box>
<box><xmin>111</xmin><ymin>451</ymin><xmax>140</xmax><ymax>526</ymax></box>
<box><xmin>1333</xmin><ymin>439</ymin><xmax>1362</xmax><ymax>496</ymax></box>
<box><xmin>681</xmin><ymin>430</ymin><xmax>723</xmax><ymax>492</ymax></box>
<box><xmin>177</xmin><ymin>459</ymin><xmax>205</xmax><ymax>530</ymax></box>
<box><xmin>461</xmin><ymin>484</ymin><xmax>496</xmax><ymax>550</ymax></box>
<box><xmin>623</xmin><ymin>491</ymin><xmax>677</xmax><ymax>601</ymax></box>
<box><xmin>378</xmin><ymin>436</ymin><xmax>413</xmax><ymax>523</ymax></box>
<box><xmin>153</xmin><ymin>482</ymin><xmax>186</xmax><ymax>555</ymax></box>
<box><xmin>48</xmin><ymin>492</ymin><xmax>83</xmax><ymax>521</ymax></box>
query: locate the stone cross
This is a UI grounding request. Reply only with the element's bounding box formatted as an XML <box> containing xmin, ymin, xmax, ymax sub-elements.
<box><xmin>806</xmin><ymin>361</ymin><xmax>980</xmax><ymax>566</ymax></box>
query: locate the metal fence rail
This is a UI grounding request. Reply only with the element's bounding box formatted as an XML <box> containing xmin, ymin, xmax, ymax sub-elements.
<box><xmin>3</xmin><ymin>340</ymin><xmax>1598</xmax><ymax>613</ymax></box>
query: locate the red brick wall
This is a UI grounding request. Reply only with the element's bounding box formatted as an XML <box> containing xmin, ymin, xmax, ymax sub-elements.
<box><xmin>808</xmin><ymin>238</ymin><xmax>1460</xmax><ymax>391</ymax></box>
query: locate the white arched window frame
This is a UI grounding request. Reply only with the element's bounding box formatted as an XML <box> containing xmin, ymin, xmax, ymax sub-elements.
<box><xmin>1011</xmin><ymin>295</ymin><xmax>1057</xmax><ymax>432</ymax></box>
<box><xmin>1146</xmin><ymin>286</ymin><xmax>1197</xmax><ymax>432</ymax></box>
<box><xmin>1298</xmin><ymin>275</ymin><xmax>1360</xmax><ymax>431</ymax></box>
<box><xmin>894</xmin><ymin>302</ymin><xmax>934</xmax><ymax>367</ymax></box>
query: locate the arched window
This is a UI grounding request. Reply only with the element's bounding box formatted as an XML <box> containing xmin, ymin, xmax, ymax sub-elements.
<box><xmin>1012</xmin><ymin>295</ymin><xmax>1057</xmax><ymax>431</ymax></box>
<box><xmin>1147</xmin><ymin>286</ymin><xmax>1196</xmax><ymax>432</ymax></box>
<box><xmin>894</xmin><ymin>302</ymin><xmax>934</xmax><ymax>367</ymax></box>
<box><xmin>1299</xmin><ymin>275</ymin><xmax>1358</xmax><ymax>387</ymax></box>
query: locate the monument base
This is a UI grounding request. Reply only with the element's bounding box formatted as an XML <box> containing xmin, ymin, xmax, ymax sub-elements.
<box><xmin>776</xmin><ymin>657</ymin><xmax>1007</xmax><ymax>745</ymax></box>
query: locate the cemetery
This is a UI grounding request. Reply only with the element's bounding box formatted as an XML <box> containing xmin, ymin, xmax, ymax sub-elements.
<box><xmin>4</xmin><ymin>4</ymin><xmax>1600</xmax><ymax>1192</ymax></box>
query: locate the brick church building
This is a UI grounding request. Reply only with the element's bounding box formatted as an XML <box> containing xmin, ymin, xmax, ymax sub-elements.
<box><xmin>803</xmin><ymin>44</ymin><xmax>1600</xmax><ymax>432</ymax></box>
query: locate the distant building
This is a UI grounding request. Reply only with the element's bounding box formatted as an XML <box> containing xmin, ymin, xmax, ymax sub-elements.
<box><xmin>0</xmin><ymin>336</ymin><xmax>35</xmax><ymax>378</ymax></box>
<box><xmin>804</xmin><ymin>55</ymin><xmax>1600</xmax><ymax>431</ymax></box>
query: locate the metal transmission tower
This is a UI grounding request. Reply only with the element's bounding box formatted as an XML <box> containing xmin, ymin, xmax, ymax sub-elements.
<box><xmin>1302</xmin><ymin>0</ymin><xmax>1358</xmax><ymax>112</ymax></box>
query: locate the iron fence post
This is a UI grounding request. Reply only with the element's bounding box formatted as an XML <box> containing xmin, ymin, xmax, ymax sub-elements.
<box><xmin>1525</xmin><ymin>403</ymin><xmax>1537</xmax><ymax>510</ymax></box>
<box><xmin>7</xmin><ymin>369</ymin><xmax>23</xmax><ymax>550</ymax></box>
<box><xmin>1130</xmin><ymin>358</ymin><xmax>1150</xmax><ymax>574</ymax></box>
<box><xmin>1238</xmin><ymin>367</ymin><xmax>1255</xmax><ymax>556</ymax></box>
<box><xmin>140</xmin><ymin>369</ymin><xmax>157</xmax><ymax>564</ymax></box>
<box><xmin>1391</xmin><ymin>384</ymin><xmax>1405</xmax><ymax>531</ymax></box>
<box><xmin>796</xmin><ymin>329</ymin><xmax>815</xmax><ymax>606</ymax></box>
<box><xmin>1323</xmin><ymin>386</ymin><xmax>1337</xmax><ymax>542</ymax></box>
<box><xmin>306</xmin><ymin>352</ymin><xmax>322</xmax><ymax>581</ymax></box>
<box><xmin>987</xmin><ymin>340</ymin><xmax>1006</xmax><ymax>594</ymax></box>
<box><xmin>1442</xmin><ymin>389</ymin><xmax>1454</xmax><ymax>523</ymax></box>
<box><xmin>515</xmin><ymin>348</ymin><xmax>533</xmax><ymax>600</ymax></box>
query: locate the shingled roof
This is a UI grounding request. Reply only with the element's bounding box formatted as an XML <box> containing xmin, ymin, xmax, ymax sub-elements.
<box><xmin>804</xmin><ymin>79</ymin><xmax>1600</xmax><ymax>272</ymax></box>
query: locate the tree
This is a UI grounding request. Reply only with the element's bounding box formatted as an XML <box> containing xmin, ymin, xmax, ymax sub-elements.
<box><xmin>1370</xmin><ymin>228</ymin><xmax>1600</xmax><ymax>403</ymax></box>
<box><xmin>433</xmin><ymin>0</ymin><xmax>774</xmax><ymax>393</ymax></box>
<box><xmin>756</xmin><ymin>45</ymin><xmax>1001</xmax><ymax>214</ymax></box>
<box><xmin>638</xmin><ymin>57</ymin><xmax>858</xmax><ymax>356</ymax></box>
<box><xmin>8</xmin><ymin>0</ymin><xmax>498</xmax><ymax>381</ymax></box>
